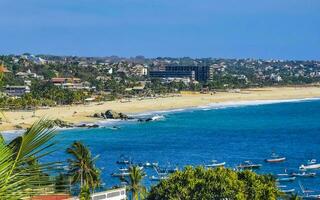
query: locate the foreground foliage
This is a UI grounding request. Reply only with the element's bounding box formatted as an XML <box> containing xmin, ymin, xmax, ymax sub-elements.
<box><xmin>0</xmin><ymin>119</ymin><xmax>57</xmax><ymax>199</ymax></box>
<box><xmin>147</xmin><ymin>166</ymin><xmax>280</xmax><ymax>200</ymax></box>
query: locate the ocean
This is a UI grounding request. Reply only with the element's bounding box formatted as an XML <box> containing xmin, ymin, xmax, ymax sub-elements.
<box><xmin>3</xmin><ymin>98</ymin><xmax>320</xmax><ymax>194</ymax></box>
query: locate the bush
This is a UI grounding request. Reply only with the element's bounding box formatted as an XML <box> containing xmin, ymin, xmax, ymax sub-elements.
<box><xmin>146</xmin><ymin>166</ymin><xmax>280</xmax><ymax>200</ymax></box>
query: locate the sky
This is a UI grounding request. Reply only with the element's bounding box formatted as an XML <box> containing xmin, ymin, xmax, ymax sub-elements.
<box><xmin>0</xmin><ymin>0</ymin><xmax>319</xmax><ymax>60</ymax></box>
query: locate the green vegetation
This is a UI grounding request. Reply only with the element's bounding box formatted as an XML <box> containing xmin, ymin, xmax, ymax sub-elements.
<box><xmin>0</xmin><ymin>119</ymin><xmax>57</xmax><ymax>199</ymax></box>
<box><xmin>146</xmin><ymin>166</ymin><xmax>280</xmax><ymax>200</ymax></box>
<box><xmin>124</xmin><ymin>165</ymin><xmax>147</xmax><ymax>200</ymax></box>
<box><xmin>67</xmin><ymin>141</ymin><xmax>101</xmax><ymax>198</ymax></box>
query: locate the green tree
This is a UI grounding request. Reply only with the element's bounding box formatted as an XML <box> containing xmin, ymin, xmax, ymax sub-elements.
<box><xmin>67</xmin><ymin>141</ymin><xmax>101</xmax><ymax>198</ymax></box>
<box><xmin>126</xmin><ymin>165</ymin><xmax>147</xmax><ymax>200</ymax></box>
<box><xmin>146</xmin><ymin>166</ymin><xmax>280</xmax><ymax>200</ymax></box>
<box><xmin>0</xmin><ymin>119</ymin><xmax>58</xmax><ymax>199</ymax></box>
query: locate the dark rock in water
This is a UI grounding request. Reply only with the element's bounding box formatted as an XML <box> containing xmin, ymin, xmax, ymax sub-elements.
<box><xmin>77</xmin><ymin>124</ymin><xmax>87</xmax><ymax>128</ymax></box>
<box><xmin>88</xmin><ymin>124</ymin><xmax>100</xmax><ymax>128</ymax></box>
<box><xmin>145</xmin><ymin>118</ymin><xmax>153</xmax><ymax>122</ymax></box>
<box><xmin>105</xmin><ymin>110</ymin><xmax>120</xmax><ymax>119</ymax></box>
<box><xmin>138</xmin><ymin>118</ymin><xmax>153</xmax><ymax>122</ymax></box>
<box><xmin>53</xmin><ymin>119</ymin><xmax>74</xmax><ymax>128</ymax></box>
<box><xmin>119</xmin><ymin>112</ymin><xmax>128</xmax><ymax>120</ymax></box>
<box><xmin>92</xmin><ymin>110</ymin><xmax>131</xmax><ymax>120</ymax></box>
<box><xmin>76</xmin><ymin>124</ymin><xmax>99</xmax><ymax>128</ymax></box>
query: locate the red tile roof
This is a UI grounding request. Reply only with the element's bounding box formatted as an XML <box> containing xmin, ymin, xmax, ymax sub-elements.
<box><xmin>0</xmin><ymin>65</ymin><xmax>10</xmax><ymax>73</ymax></box>
<box><xmin>31</xmin><ymin>194</ymin><xmax>71</xmax><ymax>200</ymax></box>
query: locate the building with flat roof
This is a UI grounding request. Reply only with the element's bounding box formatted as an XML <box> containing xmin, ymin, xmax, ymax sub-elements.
<box><xmin>150</xmin><ymin>65</ymin><xmax>213</xmax><ymax>82</ymax></box>
<box><xmin>69</xmin><ymin>187</ymin><xmax>126</xmax><ymax>200</ymax></box>
<box><xmin>149</xmin><ymin>71</ymin><xmax>195</xmax><ymax>81</ymax></box>
<box><xmin>5</xmin><ymin>85</ymin><xmax>30</xmax><ymax>97</ymax></box>
<box><xmin>51</xmin><ymin>78</ymin><xmax>93</xmax><ymax>90</ymax></box>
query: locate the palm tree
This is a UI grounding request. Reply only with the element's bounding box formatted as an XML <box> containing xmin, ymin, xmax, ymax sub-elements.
<box><xmin>0</xmin><ymin>119</ymin><xmax>58</xmax><ymax>199</ymax></box>
<box><xmin>126</xmin><ymin>165</ymin><xmax>147</xmax><ymax>200</ymax></box>
<box><xmin>66</xmin><ymin>141</ymin><xmax>100</xmax><ymax>198</ymax></box>
<box><xmin>286</xmin><ymin>193</ymin><xmax>302</xmax><ymax>200</ymax></box>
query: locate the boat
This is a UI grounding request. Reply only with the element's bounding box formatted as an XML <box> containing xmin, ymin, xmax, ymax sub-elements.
<box><xmin>119</xmin><ymin>167</ymin><xmax>129</xmax><ymax>172</ymax></box>
<box><xmin>167</xmin><ymin>166</ymin><xmax>179</xmax><ymax>173</ymax></box>
<box><xmin>276</xmin><ymin>177</ymin><xmax>296</xmax><ymax>182</ymax></box>
<box><xmin>144</xmin><ymin>161</ymin><xmax>158</xmax><ymax>168</ymax></box>
<box><xmin>291</xmin><ymin>172</ymin><xmax>316</xmax><ymax>177</ymax></box>
<box><xmin>205</xmin><ymin>160</ymin><xmax>226</xmax><ymax>168</ymax></box>
<box><xmin>237</xmin><ymin>161</ymin><xmax>262</xmax><ymax>170</ymax></box>
<box><xmin>116</xmin><ymin>155</ymin><xmax>132</xmax><ymax>165</ymax></box>
<box><xmin>280</xmin><ymin>188</ymin><xmax>295</xmax><ymax>194</ymax></box>
<box><xmin>118</xmin><ymin>166</ymin><xmax>143</xmax><ymax>172</ymax></box>
<box><xmin>299</xmin><ymin>182</ymin><xmax>320</xmax><ymax>199</ymax></box>
<box><xmin>149</xmin><ymin>175</ymin><xmax>168</xmax><ymax>181</ymax></box>
<box><xmin>265</xmin><ymin>153</ymin><xmax>286</xmax><ymax>163</ymax></box>
<box><xmin>111</xmin><ymin>172</ymin><xmax>130</xmax><ymax>177</ymax></box>
<box><xmin>300</xmin><ymin>159</ymin><xmax>320</xmax><ymax>171</ymax></box>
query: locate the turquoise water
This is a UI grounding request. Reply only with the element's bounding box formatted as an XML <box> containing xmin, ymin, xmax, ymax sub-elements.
<box><xmin>4</xmin><ymin>99</ymin><xmax>320</xmax><ymax>193</ymax></box>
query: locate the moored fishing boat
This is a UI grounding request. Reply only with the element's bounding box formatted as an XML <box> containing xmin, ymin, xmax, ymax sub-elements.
<box><xmin>291</xmin><ymin>172</ymin><xmax>316</xmax><ymax>177</ymax></box>
<box><xmin>144</xmin><ymin>161</ymin><xmax>159</xmax><ymax>168</ymax></box>
<box><xmin>149</xmin><ymin>175</ymin><xmax>168</xmax><ymax>181</ymax></box>
<box><xmin>280</xmin><ymin>188</ymin><xmax>295</xmax><ymax>194</ymax></box>
<box><xmin>276</xmin><ymin>177</ymin><xmax>296</xmax><ymax>182</ymax></box>
<box><xmin>116</xmin><ymin>155</ymin><xmax>132</xmax><ymax>165</ymax></box>
<box><xmin>205</xmin><ymin>160</ymin><xmax>226</xmax><ymax>168</ymax></box>
<box><xmin>111</xmin><ymin>172</ymin><xmax>130</xmax><ymax>177</ymax></box>
<box><xmin>265</xmin><ymin>153</ymin><xmax>286</xmax><ymax>163</ymax></box>
<box><xmin>237</xmin><ymin>161</ymin><xmax>262</xmax><ymax>170</ymax></box>
<box><xmin>300</xmin><ymin>159</ymin><xmax>320</xmax><ymax>171</ymax></box>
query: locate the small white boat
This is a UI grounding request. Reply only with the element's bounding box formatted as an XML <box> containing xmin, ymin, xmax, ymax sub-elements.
<box><xmin>205</xmin><ymin>160</ymin><xmax>226</xmax><ymax>168</ymax></box>
<box><xmin>300</xmin><ymin>182</ymin><xmax>320</xmax><ymax>199</ymax></box>
<box><xmin>281</xmin><ymin>188</ymin><xmax>295</xmax><ymax>194</ymax></box>
<box><xmin>276</xmin><ymin>177</ymin><xmax>296</xmax><ymax>182</ymax></box>
<box><xmin>237</xmin><ymin>161</ymin><xmax>262</xmax><ymax>170</ymax></box>
<box><xmin>265</xmin><ymin>153</ymin><xmax>286</xmax><ymax>163</ymax></box>
<box><xmin>291</xmin><ymin>172</ymin><xmax>316</xmax><ymax>177</ymax></box>
<box><xmin>111</xmin><ymin>172</ymin><xmax>130</xmax><ymax>177</ymax></box>
<box><xmin>149</xmin><ymin>175</ymin><xmax>168</xmax><ymax>181</ymax></box>
<box><xmin>144</xmin><ymin>161</ymin><xmax>158</xmax><ymax>168</ymax></box>
<box><xmin>300</xmin><ymin>159</ymin><xmax>320</xmax><ymax>170</ymax></box>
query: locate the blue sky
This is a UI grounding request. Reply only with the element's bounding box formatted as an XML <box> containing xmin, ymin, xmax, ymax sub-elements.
<box><xmin>0</xmin><ymin>0</ymin><xmax>319</xmax><ymax>60</ymax></box>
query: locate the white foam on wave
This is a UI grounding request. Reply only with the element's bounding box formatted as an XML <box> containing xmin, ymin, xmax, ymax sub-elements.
<box><xmin>197</xmin><ymin>97</ymin><xmax>320</xmax><ymax>110</ymax></box>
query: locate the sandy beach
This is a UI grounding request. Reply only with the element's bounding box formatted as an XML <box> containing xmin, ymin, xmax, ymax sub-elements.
<box><xmin>1</xmin><ymin>86</ymin><xmax>320</xmax><ymax>132</ymax></box>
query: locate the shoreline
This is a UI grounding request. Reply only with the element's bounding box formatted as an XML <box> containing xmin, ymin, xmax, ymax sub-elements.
<box><xmin>1</xmin><ymin>86</ymin><xmax>320</xmax><ymax>132</ymax></box>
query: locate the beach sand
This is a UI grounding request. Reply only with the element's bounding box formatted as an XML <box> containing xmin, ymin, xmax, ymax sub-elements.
<box><xmin>1</xmin><ymin>86</ymin><xmax>320</xmax><ymax>131</ymax></box>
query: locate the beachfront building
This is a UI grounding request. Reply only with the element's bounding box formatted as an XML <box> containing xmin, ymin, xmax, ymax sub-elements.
<box><xmin>51</xmin><ymin>77</ymin><xmax>94</xmax><ymax>90</ymax></box>
<box><xmin>4</xmin><ymin>85</ymin><xmax>31</xmax><ymax>97</ymax></box>
<box><xmin>149</xmin><ymin>70</ymin><xmax>195</xmax><ymax>82</ymax></box>
<box><xmin>149</xmin><ymin>65</ymin><xmax>213</xmax><ymax>82</ymax></box>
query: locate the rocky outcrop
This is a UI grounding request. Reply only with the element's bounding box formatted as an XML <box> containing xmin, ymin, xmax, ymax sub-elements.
<box><xmin>93</xmin><ymin>110</ymin><xmax>131</xmax><ymax>120</ymax></box>
<box><xmin>76</xmin><ymin>124</ymin><xmax>100</xmax><ymax>128</ymax></box>
<box><xmin>53</xmin><ymin>119</ymin><xmax>74</xmax><ymax>128</ymax></box>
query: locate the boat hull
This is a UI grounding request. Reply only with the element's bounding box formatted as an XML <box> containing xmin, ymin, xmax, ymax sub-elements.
<box><xmin>265</xmin><ymin>157</ymin><xmax>286</xmax><ymax>163</ymax></box>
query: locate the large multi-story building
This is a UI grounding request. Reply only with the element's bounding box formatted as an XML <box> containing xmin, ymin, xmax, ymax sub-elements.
<box><xmin>149</xmin><ymin>65</ymin><xmax>213</xmax><ymax>82</ymax></box>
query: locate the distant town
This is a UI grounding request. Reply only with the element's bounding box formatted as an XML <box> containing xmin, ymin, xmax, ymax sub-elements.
<box><xmin>0</xmin><ymin>54</ymin><xmax>320</xmax><ymax>109</ymax></box>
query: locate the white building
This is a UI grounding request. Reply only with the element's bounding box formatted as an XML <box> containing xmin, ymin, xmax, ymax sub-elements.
<box><xmin>69</xmin><ymin>187</ymin><xmax>126</xmax><ymax>200</ymax></box>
